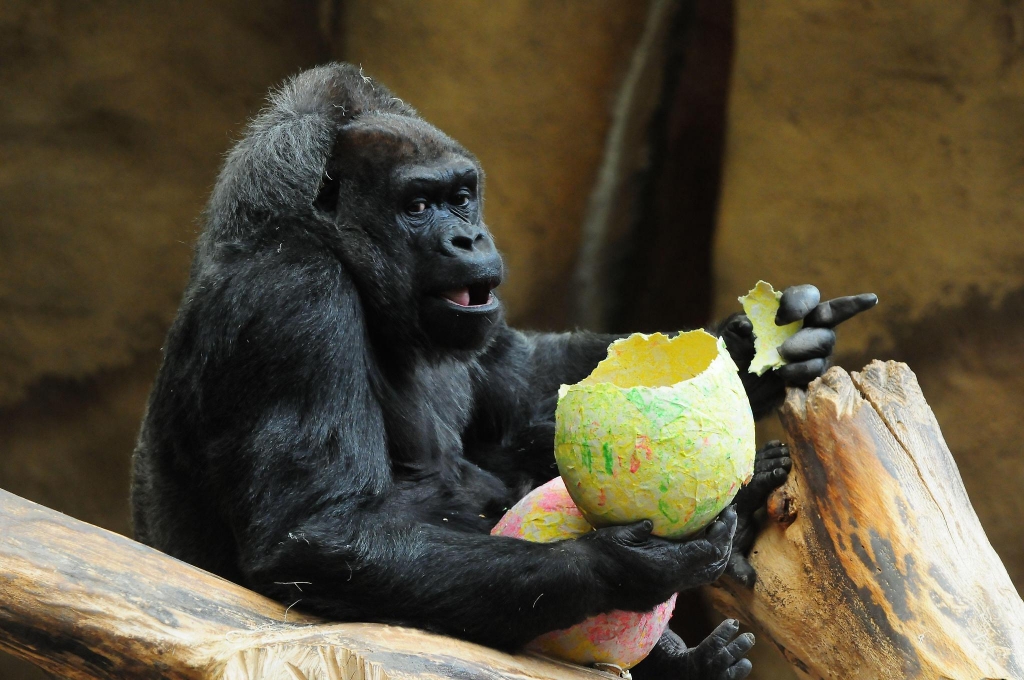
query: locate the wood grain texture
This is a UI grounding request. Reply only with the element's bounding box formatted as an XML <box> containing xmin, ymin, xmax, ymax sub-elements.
<box><xmin>0</xmin><ymin>489</ymin><xmax>609</xmax><ymax>680</ymax></box>
<box><xmin>704</xmin><ymin>361</ymin><xmax>1024</xmax><ymax>679</ymax></box>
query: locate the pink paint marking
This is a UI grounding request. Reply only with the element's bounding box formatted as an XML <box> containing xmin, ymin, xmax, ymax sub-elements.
<box><xmin>636</xmin><ymin>434</ymin><xmax>653</xmax><ymax>460</ymax></box>
<box><xmin>629</xmin><ymin>451</ymin><xmax>641</xmax><ymax>474</ymax></box>
<box><xmin>493</xmin><ymin>515</ymin><xmax>523</xmax><ymax>535</ymax></box>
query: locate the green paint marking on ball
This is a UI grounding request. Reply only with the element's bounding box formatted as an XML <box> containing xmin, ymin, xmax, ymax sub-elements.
<box><xmin>658</xmin><ymin>499</ymin><xmax>680</xmax><ymax>524</ymax></box>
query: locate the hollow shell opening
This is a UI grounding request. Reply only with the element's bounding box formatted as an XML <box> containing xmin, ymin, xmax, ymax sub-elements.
<box><xmin>579</xmin><ymin>330</ymin><xmax>719</xmax><ymax>389</ymax></box>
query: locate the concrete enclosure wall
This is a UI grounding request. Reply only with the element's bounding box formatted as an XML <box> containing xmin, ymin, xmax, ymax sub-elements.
<box><xmin>715</xmin><ymin>0</ymin><xmax>1024</xmax><ymax>590</ymax></box>
<box><xmin>1</xmin><ymin>2</ymin><xmax>1023</xmax><ymax>679</ymax></box>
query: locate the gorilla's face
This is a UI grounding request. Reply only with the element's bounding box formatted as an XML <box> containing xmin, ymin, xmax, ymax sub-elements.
<box><xmin>400</xmin><ymin>156</ymin><xmax>504</xmax><ymax>351</ymax></box>
<box><xmin>323</xmin><ymin>113</ymin><xmax>504</xmax><ymax>353</ymax></box>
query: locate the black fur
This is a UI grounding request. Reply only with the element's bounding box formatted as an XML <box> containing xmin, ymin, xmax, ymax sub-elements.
<box><xmin>131</xmin><ymin>64</ymin><xmax>800</xmax><ymax>677</ymax></box>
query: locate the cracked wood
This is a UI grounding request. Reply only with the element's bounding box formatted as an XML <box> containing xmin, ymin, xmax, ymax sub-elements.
<box><xmin>703</xmin><ymin>361</ymin><xmax>1024</xmax><ymax>679</ymax></box>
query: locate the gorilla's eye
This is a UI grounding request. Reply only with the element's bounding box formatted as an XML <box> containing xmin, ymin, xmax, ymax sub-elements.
<box><xmin>452</xmin><ymin>190</ymin><xmax>472</xmax><ymax>208</ymax></box>
<box><xmin>407</xmin><ymin>200</ymin><xmax>429</xmax><ymax>216</ymax></box>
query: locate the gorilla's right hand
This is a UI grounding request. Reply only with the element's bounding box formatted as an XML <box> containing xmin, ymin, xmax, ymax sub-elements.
<box><xmin>578</xmin><ymin>506</ymin><xmax>737</xmax><ymax>611</ymax></box>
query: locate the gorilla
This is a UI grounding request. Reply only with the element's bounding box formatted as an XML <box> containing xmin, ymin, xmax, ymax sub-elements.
<box><xmin>131</xmin><ymin>63</ymin><xmax>876</xmax><ymax>679</ymax></box>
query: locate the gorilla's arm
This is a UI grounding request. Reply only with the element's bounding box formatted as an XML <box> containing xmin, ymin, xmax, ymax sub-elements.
<box><xmin>248</xmin><ymin>506</ymin><xmax>734</xmax><ymax>650</ymax></box>
<box><xmin>179</xmin><ymin>251</ymin><xmax>734</xmax><ymax>651</ymax></box>
<box><xmin>462</xmin><ymin>328</ymin><xmax>621</xmax><ymax>490</ymax></box>
<box><xmin>472</xmin><ymin>286</ymin><xmax>878</xmax><ymax>431</ymax></box>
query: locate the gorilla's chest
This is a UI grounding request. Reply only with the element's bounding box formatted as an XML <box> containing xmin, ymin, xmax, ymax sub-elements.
<box><xmin>383</xmin><ymin>361</ymin><xmax>514</xmax><ymax>531</ymax></box>
<box><xmin>385</xmin><ymin>362</ymin><xmax>475</xmax><ymax>459</ymax></box>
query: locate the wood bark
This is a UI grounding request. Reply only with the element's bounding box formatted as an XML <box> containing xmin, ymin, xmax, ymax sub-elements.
<box><xmin>704</xmin><ymin>361</ymin><xmax>1024</xmax><ymax>679</ymax></box>
<box><xmin>0</xmin><ymin>488</ymin><xmax>608</xmax><ymax>680</ymax></box>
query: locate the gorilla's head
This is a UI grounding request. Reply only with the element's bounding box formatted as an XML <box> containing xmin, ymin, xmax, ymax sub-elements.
<box><xmin>320</xmin><ymin>110</ymin><xmax>504</xmax><ymax>353</ymax></box>
<box><xmin>205</xmin><ymin>63</ymin><xmax>507</xmax><ymax>356</ymax></box>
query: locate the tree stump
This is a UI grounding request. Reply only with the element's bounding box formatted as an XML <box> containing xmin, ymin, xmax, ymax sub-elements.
<box><xmin>705</xmin><ymin>361</ymin><xmax>1024</xmax><ymax>679</ymax></box>
<box><xmin>0</xmin><ymin>488</ymin><xmax>608</xmax><ymax>680</ymax></box>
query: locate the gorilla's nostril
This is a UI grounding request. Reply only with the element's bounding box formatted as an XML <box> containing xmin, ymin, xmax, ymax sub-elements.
<box><xmin>451</xmin><ymin>235</ymin><xmax>474</xmax><ymax>251</ymax></box>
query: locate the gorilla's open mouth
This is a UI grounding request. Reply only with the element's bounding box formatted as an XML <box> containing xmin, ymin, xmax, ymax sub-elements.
<box><xmin>439</xmin><ymin>280</ymin><xmax>499</xmax><ymax>309</ymax></box>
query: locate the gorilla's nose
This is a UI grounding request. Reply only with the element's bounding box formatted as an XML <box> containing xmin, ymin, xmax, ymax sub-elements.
<box><xmin>442</xmin><ymin>230</ymin><xmax>495</xmax><ymax>258</ymax></box>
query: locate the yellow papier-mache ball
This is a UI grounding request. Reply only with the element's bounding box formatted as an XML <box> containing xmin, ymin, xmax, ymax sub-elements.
<box><xmin>554</xmin><ymin>330</ymin><xmax>756</xmax><ymax>538</ymax></box>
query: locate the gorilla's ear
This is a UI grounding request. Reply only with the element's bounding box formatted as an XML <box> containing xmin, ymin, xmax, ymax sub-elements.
<box><xmin>312</xmin><ymin>123</ymin><xmax>372</xmax><ymax>215</ymax></box>
<box><xmin>311</xmin><ymin>122</ymin><xmax>386</xmax><ymax>215</ymax></box>
<box><xmin>311</xmin><ymin>125</ymin><xmax>352</xmax><ymax>214</ymax></box>
<box><xmin>314</xmin><ymin>161</ymin><xmax>341</xmax><ymax>214</ymax></box>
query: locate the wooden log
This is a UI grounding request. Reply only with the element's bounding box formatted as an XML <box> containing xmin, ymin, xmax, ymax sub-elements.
<box><xmin>704</xmin><ymin>361</ymin><xmax>1024</xmax><ymax>679</ymax></box>
<box><xmin>0</xmin><ymin>489</ymin><xmax>608</xmax><ymax>680</ymax></box>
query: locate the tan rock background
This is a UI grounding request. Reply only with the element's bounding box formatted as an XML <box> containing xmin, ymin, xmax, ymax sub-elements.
<box><xmin>0</xmin><ymin>2</ymin><xmax>327</xmax><ymax>678</ymax></box>
<box><xmin>2</xmin><ymin>1</ymin><xmax>1023</xmax><ymax>679</ymax></box>
<box><xmin>339</xmin><ymin>1</ymin><xmax>650</xmax><ymax>329</ymax></box>
<box><xmin>716</xmin><ymin>0</ymin><xmax>1024</xmax><ymax>606</ymax></box>
<box><xmin>713</xmin><ymin>3</ymin><xmax>1024</xmax><ymax>675</ymax></box>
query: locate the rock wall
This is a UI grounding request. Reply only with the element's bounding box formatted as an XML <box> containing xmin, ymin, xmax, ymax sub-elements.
<box><xmin>713</xmin><ymin>3</ymin><xmax>1024</xmax><ymax>675</ymax></box>
<box><xmin>0</xmin><ymin>2</ymin><xmax>327</xmax><ymax>677</ymax></box>
<box><xmin>340</xmin><ymin>0</ymin><xmax>650</xmax><ymax>329</ymax></box>
<box><xmin>3</xmin><ymin>1</ymin><xmax>1023</xmax><ymax>678</ymax></box>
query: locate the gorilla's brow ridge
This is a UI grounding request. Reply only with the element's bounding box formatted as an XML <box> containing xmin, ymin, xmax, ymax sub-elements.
<box><xmin>397</xmin><ymin>165</ymin><xmax>478</xmax><ymax>195</ymax></box>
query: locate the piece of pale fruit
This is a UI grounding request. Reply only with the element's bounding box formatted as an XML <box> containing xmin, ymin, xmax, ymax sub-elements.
<box><xmin>554</xmin><ymin>330</ymin><xmax>755</xmax><ymax>538</ymax></box>
<box><xmin>492</xmin><ymin>477</ymin><xmax>676</xmax><ymax>670</ymax></box>
<box><xmin>738</xmin><ymin>280</ymin><xmax>803</xmax><ymax>376</ymax></box>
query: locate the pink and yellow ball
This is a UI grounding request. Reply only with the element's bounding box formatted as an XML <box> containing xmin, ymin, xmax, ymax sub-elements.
<box><xmin>492</xmin><ymin>477</ymin><xmax>676</xmax><ymax>669</ymax></box>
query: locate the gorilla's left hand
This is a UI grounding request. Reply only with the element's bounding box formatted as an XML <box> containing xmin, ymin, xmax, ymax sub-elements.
<box><xmin>723</xmin><ymin>441</ymin><xmax>791</xmax><ymax>587</ymax></box>
<box><xmin>719</xmin><ymin>285</ymin><xmax>878</xmax><ymax>418</ymax></box>
<box><xmin>633</xmin><ymin>621</ymin><xmax>753</xmax><ymax>680</ymax></box>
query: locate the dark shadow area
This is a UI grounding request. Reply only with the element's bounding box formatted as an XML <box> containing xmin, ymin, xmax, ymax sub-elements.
<box><xmin>608</xmin><ymin>0</ymin><xmax>734</xmax><ymax>334</ymax></box>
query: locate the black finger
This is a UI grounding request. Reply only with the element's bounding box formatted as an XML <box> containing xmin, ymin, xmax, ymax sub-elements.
<box><xmin>744</xmin><ymin>469</ymin><xmax>789</xmax><ymax>503</ymax></box>
<box><xmin>804</xmin><ymin>293</ymin><xmax>879</xmax><ymax>328</ymax></box>
<box><xmin>704</xmin><ymin>522</ymin><xmax>729</xmax><ymax>544</ymax></box>
<box><xmin>776</xmin><ymin>284</ymin><xmax>820</xmax><ymax>325</ymax></box>
<box><xmin>779</xmin><ymin>328</ymin><xmax>836</xmax><ymax>362</ymax></box>
<box><xmin>755</xmin><ymin>456</ymin><xmax>791</xmax><ymax>473</ymax></box>
<box><xmin>705</xmin><ymin>518</ymin><xmax>730</xmax><ymax>545</ymax></box>
<box><xmin>759</xmin><ymin>440</ymin><xmax>784</xmax><ymax>452</ymax></box>
<box><xmin>613</xmin><ymin>520</ymin><xmax>653</xmax><ymax>545</ymax></box>
<box><xmin>716</xmin><ymin>505</ymin><xmax>738</xmax><ymax>537</ymax></box>
<box><xmin>726</xmin><ymin>314</ymin><xmax>753</xmax><ymax>335</ymax></box>
<box><xmin>724</xmin><ymin>659</ymin><xmax>753</xmax><ymax>680</ymax></box>
<box><xmin>749</xmin><ymin>468</ymin><xmax>791</xmax><ymax>491</ymax></box>
<box><xmin>776</xmin><ymin>358</ymin><xmax>828</xmax><ymax>386</ymax></box>
<box><xmin>725</xmin><ymin>553</ymin><xmax>756</xmax><ymax>587</ymax></box>
<box><xmin>708</xmin><ymin>618</ymin><xmax>740</xmax><ymax>645</ymax></box>
<box><xmin>754</xmin><ymin>454</ymin><xmax>790</xmax><ymax>473</ymax></box>
<box><xmin>725</xmin><ymin>632</ymin><xmax>755</xmax><ymax>659</ymax></box>
<box><xmin>754</xmin><ymin>445</ymin><xmax>787</xmax><ymax>463</ymax></box>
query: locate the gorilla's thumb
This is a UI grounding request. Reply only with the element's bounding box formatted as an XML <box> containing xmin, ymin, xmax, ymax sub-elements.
<box><xmin>607</xmin><ymin>520</ymin><xmax>654</xmax><ymax>546</ymax></box>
